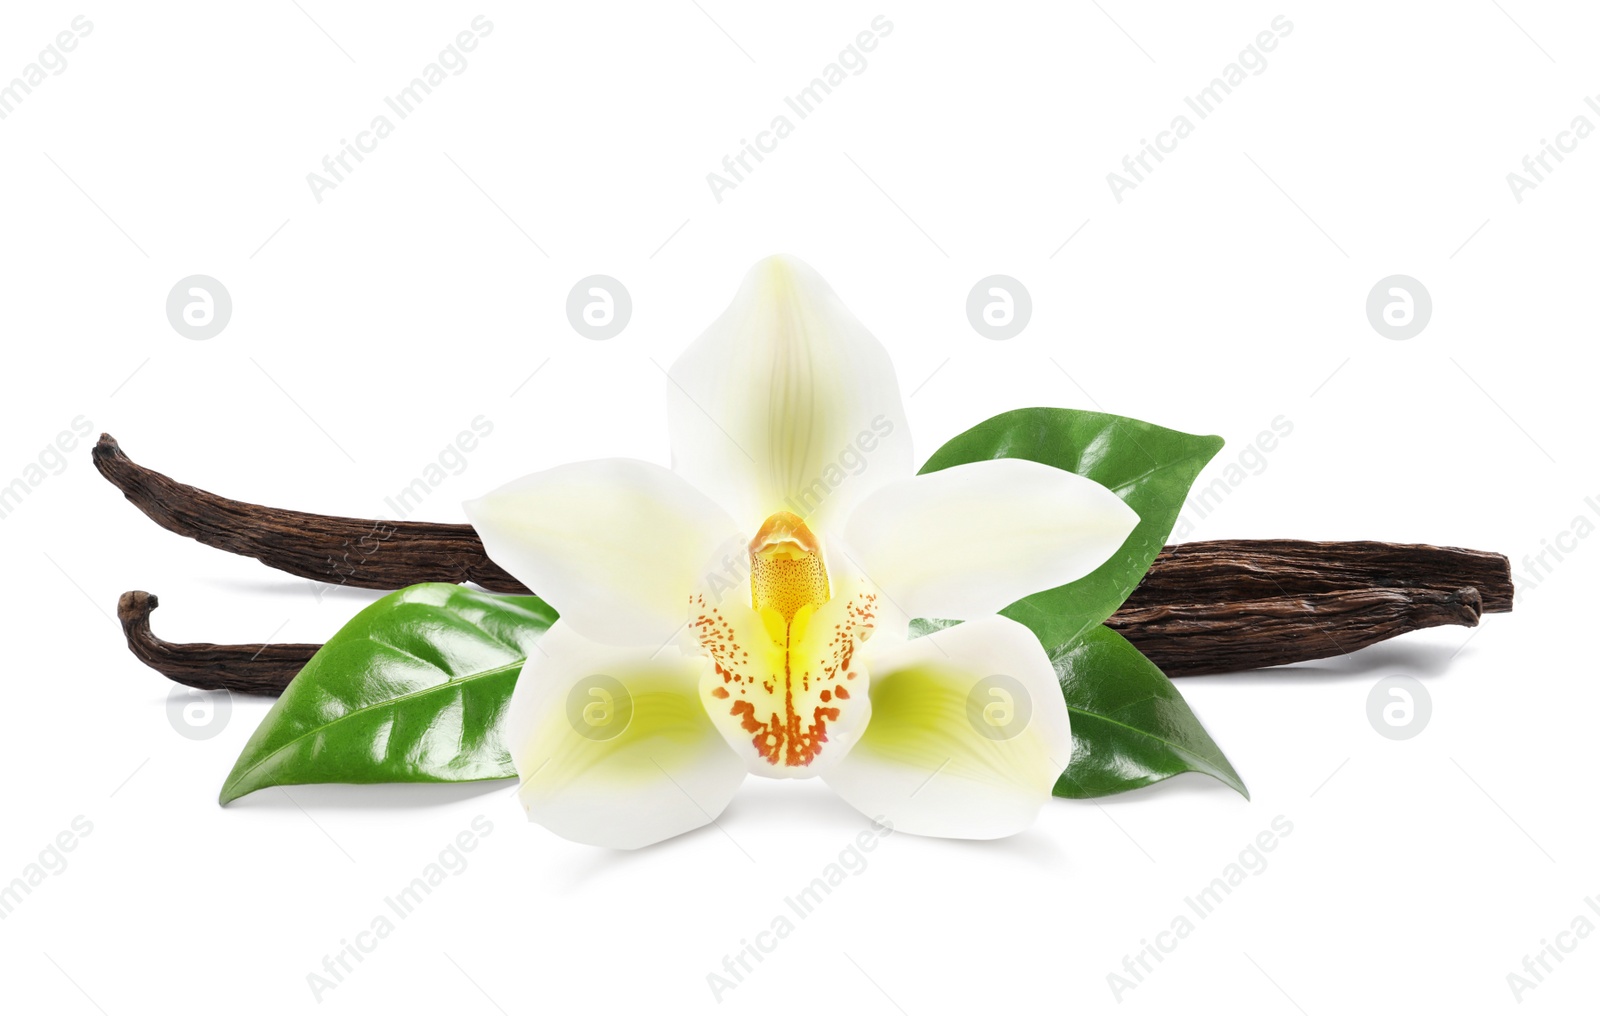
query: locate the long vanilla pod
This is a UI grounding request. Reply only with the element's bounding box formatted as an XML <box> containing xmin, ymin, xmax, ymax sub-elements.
<box><xmin>122</xmin><ymin>583</ymin><xmax>1487</xmax><ymax>695</ymax></box>
<box><xmin>93</xmin><ymin>434</ymin><xmax>1513</xmax><ymax>610</ymax></box>
<box><xmin>98</xmin><ymin>434</ymin><xmax>1511</xmax><ymax>693</ymax></box>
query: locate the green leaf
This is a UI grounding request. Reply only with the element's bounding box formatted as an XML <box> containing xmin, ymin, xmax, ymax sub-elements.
<box><xmin>1051</xmin><ymin>626</ymin><xmax>1247</xmax><ymax>799</ymax></box>
<box><xmin>918</xmin><ymin>407</ymin><xmax>1223</xmax><ymax>649</ymax></box>
<box><xmin>219</xmin><ymin>584</ymin><xmax>557</xmax><ymax>804</ymax></box>
<box><xmin>907</xmin><ymin>617</ymin><xmax>961</xmax><ymax>639</ymax></box>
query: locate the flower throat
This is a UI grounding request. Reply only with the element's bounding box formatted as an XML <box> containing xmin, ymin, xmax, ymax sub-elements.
<box><xmin>748</xmin><ymin>511</ymin><xmax>829</xmax><ymax>646</ymax></box>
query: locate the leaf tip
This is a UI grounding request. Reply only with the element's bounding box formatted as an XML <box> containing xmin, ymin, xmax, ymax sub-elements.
<box><xmin>217</xmin><ymin>771</ymin><xmax>254</xmax><ymax>806</ymax></box>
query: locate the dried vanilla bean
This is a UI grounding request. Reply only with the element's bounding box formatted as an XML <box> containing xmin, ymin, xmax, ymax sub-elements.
<box><xmin>99</xmin><ymin>433</ymin><xmax>1512</xmax><ymax>694</ymax></box>
<box><xmin>94</xmin><ymin>435</ymin><xmax>522</xmax><ymax>593</ymax></box>
<box><xmin>93</xmin><ymin>434</ymin><xmax>1514</xmax><ymax>610</ymax></box>
<box><xmin>1122</xmin><ymin>539</ymin><xmax>1511</xmax><ymax>613</ymax></box>
<box><xmin>122</xmin><ymin>585</ymin><xmax>1486</xmax><ymax>695</ymax></box>
<box><xmin>119</xmin><ymin>591</ymin><xmax>318</xmax><ymax>696</ymax></box>
<box><xmin>1105</xmin><ymin>586</ymin><xmax>1484</xmax><ymax>677</ymax></box>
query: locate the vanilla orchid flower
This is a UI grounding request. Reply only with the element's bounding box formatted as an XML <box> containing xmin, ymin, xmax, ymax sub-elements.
<box><xmin>464</xmin><ymin>256</ymin><xmax>1137</xmax><ymax>849</ymax></box>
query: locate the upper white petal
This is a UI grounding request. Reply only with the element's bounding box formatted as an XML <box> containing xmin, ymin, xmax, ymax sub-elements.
<box><xmin>822</xmin><ymin>615</ymin><xmax>1072</xmax><ymax>839</ymax></box>
<box><xmin>505</xmin><ymin>621</ymin><xmax>747</xmax><ymax>850</ymax></box>
<box><xmin>464</xmin><ymin>459</ymin><xmax>740</xmax><ymax>647</ymax></box>
<box><xmin>667</xmin><ymin>254</ymin><xmax>914</xmax><ymax>531</ymax></box>
<box><xmin>841</xmin><ymin>458</ymin><xmax>1139</xmax><ymax>621</ymax></box>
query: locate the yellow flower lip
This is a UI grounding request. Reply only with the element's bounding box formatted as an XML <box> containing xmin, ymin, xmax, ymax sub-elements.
<box><xmin>693</xmin><ymin>510</ymin><xmax>875</xmax><ymax>772</ymax></box>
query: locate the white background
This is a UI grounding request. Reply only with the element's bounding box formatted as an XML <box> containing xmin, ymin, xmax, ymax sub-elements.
<box><xmin>1</xmin><ymin>2</ymin><xmax>1595</xmax><ymax>1012</ymax></box>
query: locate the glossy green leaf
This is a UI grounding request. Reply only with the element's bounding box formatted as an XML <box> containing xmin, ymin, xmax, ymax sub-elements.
<box><xmin>1051</xmin><ymin>626</ymin><xmax>1247</xmax><ymax>799</ymax></box>
<box><xmin>219</xmin><ymin>584</ymin><xmax>556</xmax><ymax>804</ymax></box>
<box><xmin>918</xmin><ymin>407</ymin><xmax>1223</xmax><ymax>649</ymax></box>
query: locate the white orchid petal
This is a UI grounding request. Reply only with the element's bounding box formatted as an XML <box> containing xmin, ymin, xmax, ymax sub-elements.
<box><xmin>505</xmin><ymin>621</ymin><xmax>746</xmax><ymax>850</ymax></box>
<box><xmin>465</xmin><ymin>459</ymin><xmax>739</xmax><ymax>647</ymax></box>
<box><xmin>822</xmin><ymin>615</ymin><xmax>1071</xmax><ymax>839</ymax></box>
<box><xmin>841</xmin><ymin>458</ymin><xmax>1139</xmax><ymax>621</ymax></box>
<box><xmin>668</xmin><ymin>255</ymin><xmax>914</xmax><ymax>530</ymax></box>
